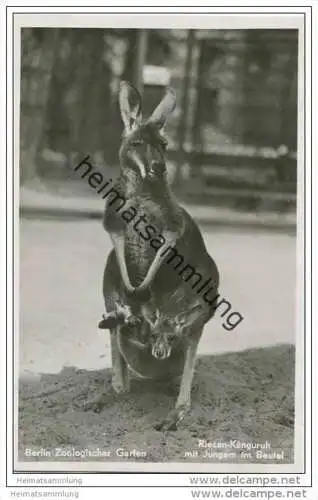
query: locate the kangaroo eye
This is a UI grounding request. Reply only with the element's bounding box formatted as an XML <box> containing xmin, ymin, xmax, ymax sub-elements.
<box><xmin>157</xmin><ymin>133</ymin><xmax>168</xmax><ymax>148</ymax></box>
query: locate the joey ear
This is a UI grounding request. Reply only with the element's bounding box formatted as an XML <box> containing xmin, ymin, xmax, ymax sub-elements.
<box><xmin>147</xmin><ymin>87</ymin><xmax>176</xmax><ymax>130</ymax></box>
<box><xmin>176</xmin><ymin>304</ymin><xmax>203</xmax><ymax>331</ymax></box>
<box><xmin>119</xmin><ymin>81</ymin><xmax>143</xmax><ymax>133</ymax></box>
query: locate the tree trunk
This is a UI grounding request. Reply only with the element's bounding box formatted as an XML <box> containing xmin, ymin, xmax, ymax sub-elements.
<box><xmin>175</xmin><ymin>30</ymin><xmax>195</xmax><ymax>188</ymax></box>
<box><xmin>20</xmin><ymin>28</ymin><xmax>60</xmax><ymax>185</ymax></box>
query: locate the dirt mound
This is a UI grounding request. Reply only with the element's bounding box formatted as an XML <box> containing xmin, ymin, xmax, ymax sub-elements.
<box><xmin>18</xmin><ymin>344</ymin><xmax>295</xmax><ymax>466</ymax></box>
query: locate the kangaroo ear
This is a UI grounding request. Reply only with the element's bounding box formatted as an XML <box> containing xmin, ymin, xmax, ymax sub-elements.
<box><xmin>119</xmin><ymin>81</ymin><xmax>142</xmax><ymax>133</ymax></box>
<box><xmin>148</xmin><ymin>87</ymin><xmax>176</xmax><ymax>130</ymax></box>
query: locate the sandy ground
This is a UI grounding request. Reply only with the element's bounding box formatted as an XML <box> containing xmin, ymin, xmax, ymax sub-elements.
<box><xmin>20</xmin><ymin>218</ymin><xmax>296</xmax><ymax>374</ymax></box>
<box><xmin>19</xmin><ymin>345</ymin><xmax>295</xmax><ymax>464</ymax></box>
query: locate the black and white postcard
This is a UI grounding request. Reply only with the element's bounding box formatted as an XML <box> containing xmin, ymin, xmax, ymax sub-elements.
<box><xmin>5</xmin><ymin>10</ymin><xmax>310</xmax><ymax>479</ymax></box>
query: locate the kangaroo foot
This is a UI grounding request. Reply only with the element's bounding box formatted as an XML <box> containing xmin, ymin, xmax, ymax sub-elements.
<box><xmin>154</xmin><ymin>403</ymin><xmax>190</xmax><ymax>431</ymax></box>
<box><xmin>115</xmin><ymin>301</ymin><xmax>141</xmax><ymax>328</ymax></box>
<box><xmin>112</xmin><ymin>377</ymin><xmax>130</xmax><ymax>394</ymax></box>
<box><xmin>98</xmin><ymin>307</ymin><xmax>140</xmax><ymax>330</ymax></box>
<box><xmin>98</xmin><ymin>312</ymin><xmax>124</xmax><ymax>330</ymax></box>
<box><xmin>124</xmin><ymin>313</ymin><xmax>142</xmax><ymax>327</ymax></box>
<box><xmin>112</xmin><ymin>365</ymin><xmax>130</xmax><ymax>394</ymax></box>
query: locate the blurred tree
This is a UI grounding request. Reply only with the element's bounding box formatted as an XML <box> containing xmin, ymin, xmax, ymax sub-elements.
<box><xmin>193</xmin><ymin>29</ymin><xmax>298</xmax><ymax>149</ymax></box>
<box><xmin>45</xmin><ymin>29</ymin><xmax>111</xmax><ymax>165</ymax></box>
<box><xmin>70</xmin><ymin>29</ymin><xmax>106</xmax><ymax>160</ymax></box>
<box><xmin>54</xmin><ymin>28</ymin><xmax>172</xmax><ymax>167</ymax></box>
<box><xmin>20</xmin><ymin>28</ymin><xmax>60</xmax><ymax>185</ymax></box>
<box><xmin>119</xmin><ymin>28</ymin><xmax>171</xmax><ymax>81</ymax></box>
<box><xmin>241</xmin><ymin>29</ymin><xmax>298</xmax><ymax>147</ymax></box>
<box><xmin>175</xmin><ymin>30</ymin><xmax>195</xmax><ymax>186</ymax></box>
<box><xmin>193</xmin><ymin>36</ymin><xmax>225</xmax><ymax>149</ymax></box>
<box><xmin>20</xmin><ymin>27</ymin><xmax>175</xmax><ymax>181</ymax></box>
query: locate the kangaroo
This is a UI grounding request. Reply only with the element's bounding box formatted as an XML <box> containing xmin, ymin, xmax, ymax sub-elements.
<box><xmin>102</xmin><ymin>81</ymin><xmax>182</xmax><ymax>295</ymax></box>
<box><xmin>101</xmin><ymin>82</ymin><xmax>220</xmax><ymax>430</ymax></box>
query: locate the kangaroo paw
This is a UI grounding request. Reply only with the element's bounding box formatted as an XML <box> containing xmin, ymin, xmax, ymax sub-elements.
<box><xmin>124</xmin><ymin>314</ymin><xmax>142</xmax><ymax>327</ymax></box>
<box><xmin>114</xmin><ymin>301</ymin><xmax>142</xmax><ymax>328</ymax></box>
<box><xmin>154</xmin><ymin>404</ymin><xmax>190</xmax><ymax>431</ymax></box>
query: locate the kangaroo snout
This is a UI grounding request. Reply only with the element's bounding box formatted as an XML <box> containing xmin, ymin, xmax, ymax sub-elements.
<box><xmin>151</xmin><ymin>342</ymin><xmax>172</xmax><ymax>360</ymax></box>
<box><xmin>150</xmin><ymin>327</ymin><xmax>180</xmax><ymax>360</ymax></box>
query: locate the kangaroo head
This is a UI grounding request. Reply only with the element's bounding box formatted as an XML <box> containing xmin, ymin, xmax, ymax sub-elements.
<box><xmin>149</xmin><ymin>304</ymin><xmax>203</xmax><ymax>360</ymax></box>
<box><xmin>150</xmin><ymin>318</ymin><xmax>181</xmax><ymax>360</ymax></box>
<box><xmin>118</xmin><ymin>81</ymin><xmax>176</xmax><ymax>179</ymax></box>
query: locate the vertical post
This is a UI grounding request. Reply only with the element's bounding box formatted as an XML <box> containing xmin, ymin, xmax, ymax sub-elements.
<box><xmin>193</xmin><ymin>38</ymin><xmax>205</xmax><ymax>153</ymax></box>
<box><xmin>134</xmin><ymin>29</ymin><xmax>148</xmax><ymax>95</ymax></box>
<box><xmin>175</xmin><ymin>29</ymin><xmax>195</xmax><ymax>189</ymax></box>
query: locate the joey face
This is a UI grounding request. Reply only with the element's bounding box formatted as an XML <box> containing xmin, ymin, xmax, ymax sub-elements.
<box><xmin>149</xmin><ymin>316</ymin><xmax>185</xmax><ymax>360</ymax></box>
<box><xmin>149</xmin><ymin>304</ymin><xmax>204</xmax><ymax>360</ymax></box>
